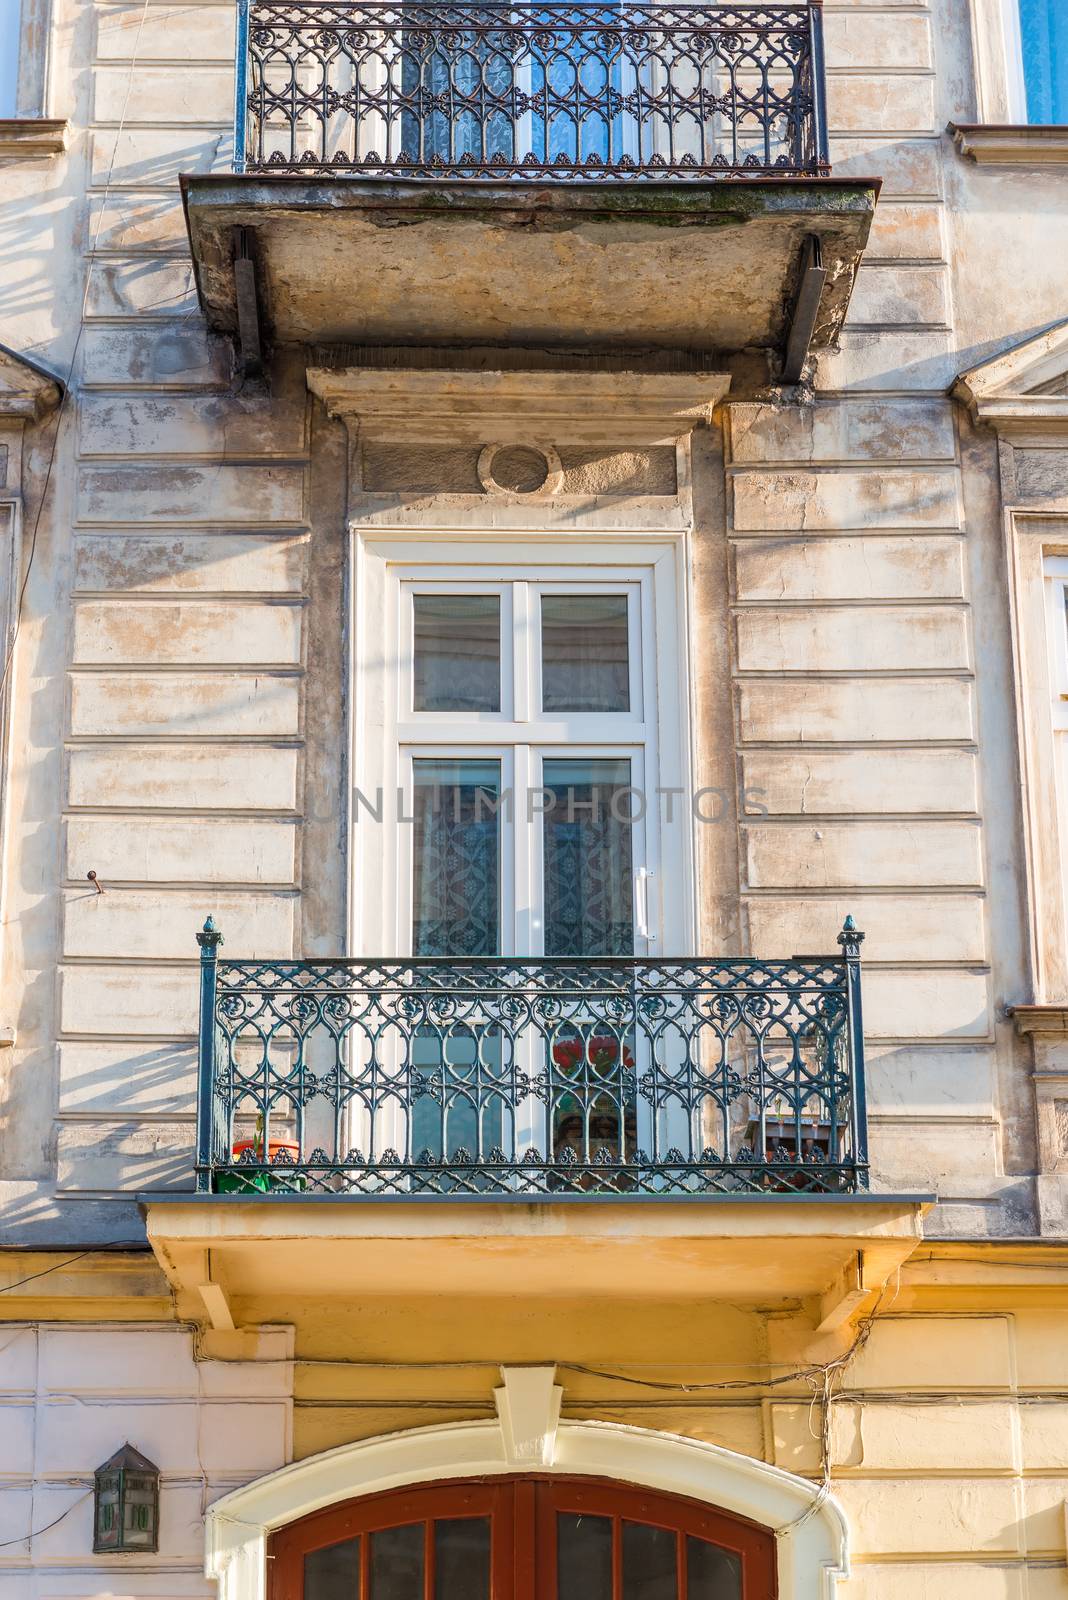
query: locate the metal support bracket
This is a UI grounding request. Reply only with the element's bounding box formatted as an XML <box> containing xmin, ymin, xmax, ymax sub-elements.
<box><xmin>233</xmin><ymin>226</ymin><xmax>263</xmax><ymax>379</ymax></box>
<box><xmin>782</xmin><ymin>234</ymin><xmax>827</xmax><ymax>385</ymax></box>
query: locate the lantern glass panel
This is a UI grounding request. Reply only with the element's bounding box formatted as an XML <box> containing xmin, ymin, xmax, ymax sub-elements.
<box><xmin>94</xmin><ymin>1474</ymin><xmax>121</xmax><ymax>1551</ymax></box>
<box><xmin>123</xmin><ymin>1474</ymin><xmax>157</xmax><ymax>1548</ymax></box>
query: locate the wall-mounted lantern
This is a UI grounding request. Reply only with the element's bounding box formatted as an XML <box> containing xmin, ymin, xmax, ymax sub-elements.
<box><xmin>93</xmin><ymin>1443</ymin><xmax>159</xmax><ymax>1552</ymax></box>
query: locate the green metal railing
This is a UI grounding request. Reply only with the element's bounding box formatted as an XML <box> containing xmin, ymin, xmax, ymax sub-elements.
<box><xmin>195</xmin><ymin>919</ymin><xmax>867</xmax><ymax>1196</ymax></box>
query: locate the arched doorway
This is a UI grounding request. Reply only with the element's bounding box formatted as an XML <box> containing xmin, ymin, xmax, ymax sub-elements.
<box><xmin>269</xmin><ymin>1476</ymin><xmax>776</xmax><ymax>1600</ymax></box>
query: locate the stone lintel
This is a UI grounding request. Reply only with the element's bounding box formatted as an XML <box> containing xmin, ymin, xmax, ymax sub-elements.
<box><xmin>305</xmin><ymin>364</ymin><xmax>731</xmax><ymax>445</ymax></box>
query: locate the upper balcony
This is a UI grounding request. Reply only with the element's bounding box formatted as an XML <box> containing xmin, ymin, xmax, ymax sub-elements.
<box><xmin>181</xmin><ymin>0</ymin><xmax>878</xmax><ymax>371</ymax></box>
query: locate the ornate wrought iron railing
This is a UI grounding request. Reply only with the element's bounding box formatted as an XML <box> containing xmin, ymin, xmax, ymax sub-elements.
<box><xmin>235</xmin><ymin>0</ymin><xmax>829</xmax><ymax>179</ymax></box>
<box><xmin>195</xmin><ymin>919</ymin><xmax>867</xmax><ymax>1196</ymax></box>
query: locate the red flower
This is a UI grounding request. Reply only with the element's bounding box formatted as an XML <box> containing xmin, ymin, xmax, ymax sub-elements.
<box><xmin>552</xmin><ymin>1035</ymin><xmax>634</xmax><ymax>1072</ymax></box>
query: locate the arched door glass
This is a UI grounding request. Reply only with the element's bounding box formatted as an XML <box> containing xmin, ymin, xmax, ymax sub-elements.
<box><xmin>271</xmin><ymin>1478</ymin><xmax>774</xmax><ymax>1600</ymax></box>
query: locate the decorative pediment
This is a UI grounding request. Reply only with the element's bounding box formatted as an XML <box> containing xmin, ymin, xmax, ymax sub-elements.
<box><xmin>953</xmin><ymin>319</ymin><xmax>1068</xmax><ymax>434</ymax></box>
<box><xmin>0</xmin><ymin>341</ymin><xmax>63</xmax><ymax>422</ymax></box>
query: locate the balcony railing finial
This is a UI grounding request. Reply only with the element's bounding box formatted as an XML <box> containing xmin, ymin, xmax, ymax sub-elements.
<box><xmin>195</xmin><ymin>917</ymin><xmax>223</xmax><ymax>1192</ymax></box>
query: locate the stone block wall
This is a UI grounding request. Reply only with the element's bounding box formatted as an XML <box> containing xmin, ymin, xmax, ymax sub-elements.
<box><xmin>0</xmin><ymin>0</ymin><xmax>1064</xmax><ymax>1235</ymax></box>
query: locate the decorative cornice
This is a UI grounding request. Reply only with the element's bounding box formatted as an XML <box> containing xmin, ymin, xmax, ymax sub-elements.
<box><xmin>952</xmin><ymin>319</ymin><xmax>1068</xmax><ymax>436</ymax></box>
<box><xmin>0</xmin><ymin>342</ymin><xmax>63</xmax><ymax>422</ymax></box>
<box><xmin>0</xmin><ymin>119</ymin><xmax>68</xmax><ymax>160</ymax></box>
<box><xmin>950</xmin><ymin>122</ymin><xmax>1068</xmax><ymax>166</ymax></box>
<box><xmin>305</xmin><ymin>365</ymin><xmax>730</xmax><ymax>444</ymax></box>
<box><xmin>1009</xmin><ymin>1004</ymin><xmax>1068</xmax><ymax>1037</ymax></box>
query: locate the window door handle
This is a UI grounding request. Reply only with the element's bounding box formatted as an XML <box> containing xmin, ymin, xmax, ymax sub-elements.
<box><xmin>636</xmin><ymin>868</ymin><xmax>656</xmax><ymax>942</ymax></box>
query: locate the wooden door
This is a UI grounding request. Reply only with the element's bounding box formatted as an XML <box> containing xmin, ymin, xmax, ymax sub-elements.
<box><xmin>270</xmin><ymin>1476</ymin><xmax>776</xmax><ymax>1600</ymax></box>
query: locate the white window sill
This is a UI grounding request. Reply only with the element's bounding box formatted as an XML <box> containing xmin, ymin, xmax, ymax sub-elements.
<box><xmin>950</xmin><ymin>122</ymin><xmax>1068</xmax><ymax>165</ymax></box>
<box><xmin>0</xmin><ymin>118</ymin><xmax>68</xmax><ymax>159</ymax></box>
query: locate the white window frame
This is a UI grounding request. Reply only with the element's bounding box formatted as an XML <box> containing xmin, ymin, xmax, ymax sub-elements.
<box><xmin>1001</xmin><ymin>0</ymin><xmax>1029</xmax><ymax>122</ymax></box>
<box><xmin>1044</xmin><ymin>556</ymin><xmax>1068</xmax><ymax>715</ymax></box>
<box><xmin>1</xmin><ymin>0</ymin><xmax>54</xmax><ymax>118</ymax></box>
<box><xmin>969</xmin><ymin>0</ymin><xmax>1029</xmax><ymax>122</ymax></box>
<box><xmin>1043</xmin><ymin>557</ymin><xmax>1068</xmax><ymax>967</ymax></box>
<box><xmin>351</xmin><ymin>534</ymin><xmax>695</xmax><ymax>963</ymax></box>
<box><xmin>1005</xmin><ymin>521</ymin><xmax>1068</xmax><ymax>1000</ymax></box>
<box><xmin>968</xmin><ymin>0</ymin><xmax>1068</xmax><ymax>125</ymax></box>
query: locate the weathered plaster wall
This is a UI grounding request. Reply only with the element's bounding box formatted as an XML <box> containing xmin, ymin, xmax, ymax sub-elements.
<box><xmin>724</xmin><ymin>394</ymin><xmax>1035</xmax><ymax>1233</ymax></box>
<box><xmin>0</xmin><ymin>0</ymin><xmax>1064</xmax><ymax>1239</ymax></box>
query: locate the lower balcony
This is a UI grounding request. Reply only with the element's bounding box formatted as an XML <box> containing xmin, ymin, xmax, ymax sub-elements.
<box><xmin>194</xmin><ymin>922</ymin><xmax>869</xmax><ymax>1199</ymax></box>
<box><xmin>142</xmin><ymin>921</ymin><xmax>929</xmax><ymax>1328</ymax></box>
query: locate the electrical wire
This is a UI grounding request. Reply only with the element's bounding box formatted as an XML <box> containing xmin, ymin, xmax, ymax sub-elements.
<box><xmin>0</xmin><ymin>1491</ymin><xmax>92</xmax><ymax>1549</ymax></box>
<box><xmin>0</xmin><ymin>1245</ymin><xmax>147</xmax><ymax>1295</ymax></box>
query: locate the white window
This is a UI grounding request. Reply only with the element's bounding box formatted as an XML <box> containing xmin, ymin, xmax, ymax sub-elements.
<box><xmin>1002</xmin><ymin>0</ymin><xmax>1068</xmax><ymax>123</ymax></box>
<box><xmin>353</xmin><ymin>539</ymin><xmax>693</xmax><ymax>962</ymax></box>
<box><xmin>0</xmin><ymin>0</ymin><xmax>23</xmax><ymax>116</ymax></box>
<box><xmin>1045</xmin><ymin>556</ymin><xmax>1068</xmax><ymax>944</ymax></box>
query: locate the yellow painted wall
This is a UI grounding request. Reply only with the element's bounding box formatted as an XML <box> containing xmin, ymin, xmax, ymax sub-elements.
<box><xmin>4</xmin><ymin>1247</ymin><xmax>1068</xmax><ymax>1595</ymax></box>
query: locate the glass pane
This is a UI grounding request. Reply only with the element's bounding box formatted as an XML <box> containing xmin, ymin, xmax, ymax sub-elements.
<box><xmin>0</xmin><ymin>0</ymin><xmax>21</xmax><ymax>118</ymax></box>
<box><xmin>305</xmin><ymin>1536</ymin><xmax>361</xmax><ymax>1600</ymax></box>
<box><xmin>435</xmin><ymin>1518</ymin><xmax>491</xmax><ymax>1600</ymax></box>
<box><xmin>686</xmin><ymin>1536</ymin><xmax>741</xmax><ymax>1600</ymax></box>
<box><xmin>623</xmin><ymin>1522</ymin><xmax>677</xmax><ymax>1600</ymax></box>
<box><xmin>1019</xmin><ymin>0</ymin><xmax>1068</xmax><ymax>123</ymax></box>
<box><xmin>543</xmin><ymin>758</ymin><xmax>634</xmax><ymax>957</ymax></box>
<box><xmin>412</xmin><ymin>760</ymin><xmax>501</xmax><ymax>957</ymax></box>
<box><xmin>542</xmin><ymin>594</ymin><xmax>630</xmax><ymax>713</ymax></box>
<box><xmin>558</xmin><ymin>1513</ymin><xmax>612</xmax><ymax>1600</ymax></box>
<box><xmin>371</xmin><ymin>1523</ymin><xmax>424</xmax><ymax>1600</ymax></box>
<box><xmin>413</xmin><ymin>595</ymin><xmax>501</xmax><ymax>713</ymax></box>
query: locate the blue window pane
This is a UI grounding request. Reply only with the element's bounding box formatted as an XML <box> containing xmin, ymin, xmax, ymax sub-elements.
<box><xmin>1020</xmin><ymin>0</ymin><xmax>1068</xmax><ymax>123</ymax></box>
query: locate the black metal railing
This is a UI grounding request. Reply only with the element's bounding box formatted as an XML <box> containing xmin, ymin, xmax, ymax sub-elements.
<box><xmin>235</xmin><ymin>0</ymin><xmax>829</xmax><ymax>179</ymax></box>
<box><xmin>195</xmin><ymin>919</ymin><xmax>867</xmax><ymax>1196</ymax></box>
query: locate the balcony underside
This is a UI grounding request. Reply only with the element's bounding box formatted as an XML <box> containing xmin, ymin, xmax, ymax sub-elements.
<box><xmin>144</xmin><ymin>1195</ymin><xmax>930</xmax><ymax>1325</ymax></box>
<box><xmin>182</xmin><ymin>175</ymin><xmax>877</xmax><ymax>362</ymax></box>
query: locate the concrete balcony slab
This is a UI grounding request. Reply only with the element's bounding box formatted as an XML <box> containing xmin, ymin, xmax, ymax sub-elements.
<box><xmin>181</xmin><ymin>176</ymin><xmax>878</xmax><ymax>370</ymax></box>
<box><xmin>143</xmin><ymin>1193</ymin><xmax>930</xmax><ymax>1331</ymax></box>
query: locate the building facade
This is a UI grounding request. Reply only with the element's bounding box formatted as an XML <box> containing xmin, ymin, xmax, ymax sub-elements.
<box><xmin>3</xmin><ymin>0</ymin><xmax>1068</xmax><ymax>1595</ymax></box>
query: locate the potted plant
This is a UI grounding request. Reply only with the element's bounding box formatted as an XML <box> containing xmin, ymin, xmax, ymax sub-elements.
<box><xmin>215</xmin><ymin>1114</ymin><xmax>302</xmax><ymax>1193</ymax></box>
